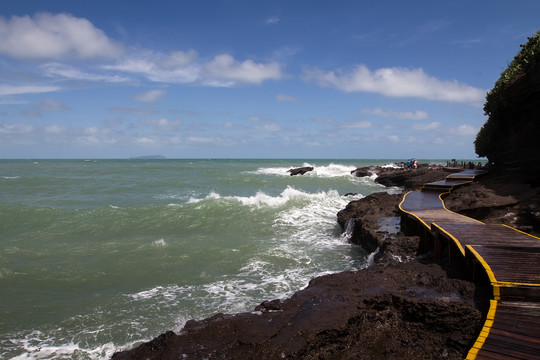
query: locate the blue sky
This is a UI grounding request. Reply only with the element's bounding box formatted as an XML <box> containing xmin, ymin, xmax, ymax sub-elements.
<box><xmin>0</xmin><ymin>1</ymin><xmax>538</xmax><ymax>159</ymax></box>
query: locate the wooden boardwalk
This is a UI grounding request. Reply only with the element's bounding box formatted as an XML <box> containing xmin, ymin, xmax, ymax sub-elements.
<box><xmin>398</xmin><ymin>169</ymin><xmax>540</xmax><ymax>359</ymax></box>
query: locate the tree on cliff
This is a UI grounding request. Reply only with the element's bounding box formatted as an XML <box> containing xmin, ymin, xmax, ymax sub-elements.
<box><xmin>475</xmin><ymin>31</ymin><xmax>540</xmax><ymax>169</ymax></box>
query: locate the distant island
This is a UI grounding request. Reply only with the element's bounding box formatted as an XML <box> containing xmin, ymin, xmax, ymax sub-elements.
<box><xmin>130</xmin><ymin>155</ymin><xmax>166</xmax><ymax>159</ymax></box>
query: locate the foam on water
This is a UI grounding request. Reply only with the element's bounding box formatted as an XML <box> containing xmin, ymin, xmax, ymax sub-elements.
<box><xmin>0</xmin><ymin>159</ymin><xmax>409</xmax><ymax>359</ymax></box>
<box><xmin>152</xmin><ymin>239</ymin><xmax>167</xmax><ymax>247</ymax></box>
<box><xmin>251</xmin><ymin>162</ymin><xmax>357</xmax><ymax>178</ymax></box>
<box><xmin>8</xmin><ymin>330</ymin><xmax>122</xmax><ymax>360</ymax></box>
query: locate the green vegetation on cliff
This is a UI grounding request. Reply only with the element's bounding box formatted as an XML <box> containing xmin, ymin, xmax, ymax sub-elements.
<box><xmin>475</xmin><ymin>31</ymin><xmax>540</xmax><ymax>161</ymax></box>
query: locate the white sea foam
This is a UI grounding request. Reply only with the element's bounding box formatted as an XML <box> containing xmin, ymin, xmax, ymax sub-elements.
<box><xmin>187</xmin><ymin>191</ymin><xmax>221</xmax><ymax>204</ymax></box>
<box><xmin>128</xmin><ymin>285</ymin><xmax>180</xmax><ymax>302</ymax></box>
<box><xmin>186</xmin><ymin>186</ymin><xmax>325</xmax><ymax>209</ymax></box>
<box><xmin>251</xmin><ymin>163</ymin><xmax>357</xmax><ymax>178</ymax></box>
<box><xmin>381</xmin><ymin>162</ymin><xmax>401</xmax><ymax>169</ymax></box>
<box><xmin>2</xmin><ymin>175</ymin><xmax>20</xmax><ymax>179</ymax></box>
<box><xmin>310</xmin><ymin>163</ymin><xmax>357</xmax><ymax>178</ymax></box>
<box><xmin>152</xmin><ymin>239</ymin><xmax>167</xmax><ymax>247</ymax></box>
<box><xmin>8</xmin><ymin>330</ymin><xmax>120</xmax><ymax>360</ymax></box>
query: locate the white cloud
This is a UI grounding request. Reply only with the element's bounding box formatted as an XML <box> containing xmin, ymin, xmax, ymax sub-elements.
<box><xmin>257</xmin><ymin>123</ymin><xmax>281</xmax><ymax>132</ymax></box>
<box><xmin>450</xmin><ymin>124</ymin><xmax>477</xmax><ymax>136</ymax></box>
<box><xmin>412</xmin><ymin>121</ymin><xmax>441</xmax><ymax>130</ymax></box>
<box><xmin>387</xmin><ymin>135</ymin><xmax>400</xmax><ymax>143</ymax></box>
<box><xmin>362</xmin><ymin>108</ymin><xmax>429</xmax><ymax>120</ymax></box>
<box><xmin>249</xmin><ymin>115</ymin><xmax>263</xmax><ymax>122</ymax></box>
<box><xmin>276</xmin><ymin>93</ymin><xmax>300</xmax><ymax>102</ymax></box>
<box><xmin>134</xmin><ymin>89</ymin><xmax>167</xmax><ymax>104</ymax></box>
<box><xmin>0</xmin><ymin>84</ymin><xmax>59</xmax><ymax>96</ymax></box>
<box><xmin>105</xmin><ymin>50</ymin><xmax>283</xmax><ymax>87</ymax></box>
<box><xmin>44</xmin><ymin>125</ymin><xmax>68</xmax><ymax>134</ymax></box>
<box><xmin>106</xmin><ymin>54</ymin><xmax>201</xmax><ymax>83</ymax></box>
<box><xmin>266</xmin><ymin>16</ymin><xmax>280</xmax><ymax>25</ymax></box>
<box><xmin>42</xmin><ymin>63</ymin><xmax>130</xmax><ymax>83</ymax></box>
<box><xmin>159</xmin><ymin>50</ymin><xmax>198</xmax><ymax>68</ymax></box>
<box><xmin>22</xmin><ymin>99</ymin><xmax>70</xmax><ymax>117</ymax></box>
<box><xmin>303</xmin><ymin>65</ymin><xmax>486</xmax><ymax>105</ymax></box>
<box><xmin>187</xmin><ymin>136</ymin><xmax>215</xmax><ymax>144</ymax></box>
<box><xmin>109</xmin><ymin>107</ymin><xmax>158</xmax><ymax>115</ymax></box>
<box><xmin>37</xmin><ymin>99</ymin><xmax>69</xmax><ymax>112</ymax></box>
<box><xmin>388</xmin><ymin>134</ymin><xmax>416</xmax><ymax>143</ymax></box>
<box><xmin>341</xmin><ymin>121</ymin><xmax>373</xmax><ymax>129</ymax></box>
<box><xmin>203</xmin><ymin>54</ymin><xmax>283</xmax><ymax>85</ymax></box>
<box><xmin>0</xmin><ymin>123</ymin><xmax>34</xmax><ymax>134</ymax></box>
<box><xmin>135</xmin><ymin>136</ymin><xmax>158</xmax><ymax>145</ymax></box>
<box><xmin>139</xmin><ymin>117</ymin><xmax>181</xmax><ymax>129</ymax></box>
<box><xmin>0</xmin><ymin>13</ymin><xmax>123</xmax><ymax>59</ymax></box>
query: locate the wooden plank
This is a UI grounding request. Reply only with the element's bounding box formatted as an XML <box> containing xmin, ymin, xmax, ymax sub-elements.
<box><xmin>480</xmin><ymin>340</ymin><xmax>540</xmax><ymax>359</ymax></box>
<box><xmin>476</xmin><ymin>348</ymin><xmax>536</xmax><ymax>359</ymax></box>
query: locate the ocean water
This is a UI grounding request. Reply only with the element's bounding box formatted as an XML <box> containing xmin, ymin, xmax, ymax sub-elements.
<box><xmin>0</xmin><ymin>159</ymin><xmax>408</xmax><ymax>359</ymax></box>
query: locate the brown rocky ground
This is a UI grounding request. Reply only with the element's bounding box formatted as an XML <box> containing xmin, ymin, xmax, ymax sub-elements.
<box><xmin>112</xmin><ymin>165</ymin><xmax>538</xmax><ymax>360</ymax></box>
<box><xmin>443</xmin><ymin>168</ymin><xmax>540</xmax><ymax>237</ymax></box>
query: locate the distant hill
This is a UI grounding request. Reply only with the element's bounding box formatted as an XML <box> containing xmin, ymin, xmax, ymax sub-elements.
<box><xmin>130</xmin><ymin>155</ymin><xmax>167</xmax><ymax>159</ymax></box>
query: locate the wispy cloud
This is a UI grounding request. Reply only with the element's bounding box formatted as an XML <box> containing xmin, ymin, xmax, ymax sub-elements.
<box><xmin>449</xmin><ymin>124</ymin><xmax>477</xmax><ymax>136</ymax></box>
<box><xmin>276</xmin><ymin>93</ymin><xmax>300</xmax><ymax>102</ymax></box>
<box><xmin>21</xmin><ymin>99</ymin><xmax>70</xmax><ymax>117</ymax></box>
<box><xmin>340</xmin><ymin>121</ymin><xmax>373</xmax><ymax>129</ymax></box>
<box><xmin>139</xmin><ymin>117</ymin><xmax>181</xmax><ymax>130</ymax></box>
<box><xmin>361</xmin><ymin>108</ymin><xmax>429</xmax><ymax>120</ymax></box>
<box><xmin>134</xmin><ymin>89</ymin><xmax>167</xmax><ymax>104</ymax></box>
<box><xmin>42</xmin><ymin>63</ymin><xmax>130</xmax><ymax>83</ymax></box>
<box><xmin>266</xmin><ymin>16</ymin><xmax>280</xmax><ymax>25</ymax></box>
<box><xmin>412</xmin><ymin>121</ymin><xmax>441</xmax><ymax>130</ymax></box>
<box><xmin>0</xmin><ymin>84</ymin><xmax>60</xmax><ymax>96</ymax></box>
<box><xmin>303</xmin><ymin>65</ymin><xmax>486</xmax><ymax>105</ymax></box>
<box><xmin>104</xmin><ymin>51</ymin><xmax>201</xmax><ymax>84</ymax></box>
<box><xmin>0</xmin><ymin>13</ymin><xmax>123</xmax><ymax>59</ymax></box>
<box><xmin>109</xmin><ymin>107</ymin><xmax>158</xmax><ymax>115</ymax></box>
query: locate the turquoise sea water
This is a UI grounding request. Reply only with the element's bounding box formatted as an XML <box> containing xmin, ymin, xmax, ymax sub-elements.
<box><xmin>0</xmin><ymin>159</ymin><xmax>443</xmax><ymax>359</ymax></box>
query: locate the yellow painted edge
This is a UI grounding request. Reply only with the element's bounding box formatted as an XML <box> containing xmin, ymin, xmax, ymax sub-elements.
<box><xmin>432</xmin><ymin>222</ymin><xmax>466</xmax><ymax>256</ymax></box>
<box><xmin>499</xmin><ymin>223</ymin><xmax>540</xmax><ymax>240</ymax></box>
<box><xmin>465</xmin><ymin>299</ymin><xmax>498</xmax><ymax>360</ymax></box>
<box><xmin>466</xmin><ymin>245</ymin><xmax>498</xmax><ymax>285</ymax></box>
<box><xmin>495</xmin><ymin>280</ymin><xmax>540</xmax><ymax>288</ymax></box>
<box><xmin>398</xmin><ymin>191</ymin><xmax>432</xmax><ymax>230</ymax></box>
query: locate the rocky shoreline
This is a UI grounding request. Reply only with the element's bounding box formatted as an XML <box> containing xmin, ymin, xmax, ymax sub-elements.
<box><xmin>112</xmin><ymin>165</ymin><xmax>538</xmax><ymax>359</ymax></box>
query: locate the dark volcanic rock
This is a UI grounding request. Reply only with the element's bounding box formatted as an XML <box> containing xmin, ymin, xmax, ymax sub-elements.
<box><xmin>337</xmin><ymin>192</ymin><xmax>402</xmax><ymax>253</ymax></box>
<box><xmin>350</xmin><ymin>166</ymin><xmax>375</xmax><ymax>177</ymax></box>
<box><xmin>374</xmin><ymin>166</ymin><xmax>456</xmax><ymax>190</ymax></box>
<box><xmin>112</xmin><ymin>261</ymin><xmax>481</xmax><ymax>360</ymax></box>
<box><xmin>287</xmin><ymin>166</ymin><xmax>314</xmax><ymax>176</ymax></box>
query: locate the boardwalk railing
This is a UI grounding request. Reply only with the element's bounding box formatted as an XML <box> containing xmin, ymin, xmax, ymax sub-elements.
<box><xmin>398</xmin><ymin>169</ymin><xmax>540</xmax><ymax>360</ymax></box>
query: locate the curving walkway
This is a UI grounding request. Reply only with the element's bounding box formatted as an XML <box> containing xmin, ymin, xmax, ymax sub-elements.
<box><xmin>398</xmin><ymin>169</ymin><xmax>540</xmax><ymax>360</ymax></box>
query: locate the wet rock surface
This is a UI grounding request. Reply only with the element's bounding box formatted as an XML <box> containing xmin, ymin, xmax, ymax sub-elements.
<box><xmin>288</xmin><ymin>166</ymin><xmax>314</xmax><ymax>176</ymax></box>
<box><xmin>113</xmin><ymin>260</ymin><xmax>482</xmax><ymax>360</ymax></box>
<box><xmin>113</xmin><ymin>168</ymin><xmax>497</xmax><ymax>360</ymax></box>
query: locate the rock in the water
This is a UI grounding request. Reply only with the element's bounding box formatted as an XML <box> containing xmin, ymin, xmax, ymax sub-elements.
<box><xmin>350</xmin><ymin>167</ymin><xmax>374</xmax><ymax>177</ymax></box>
<box><xmin>287</xmin><ymin>166</ymin><xmax>314</xmax><ymax>176</ymax></box>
